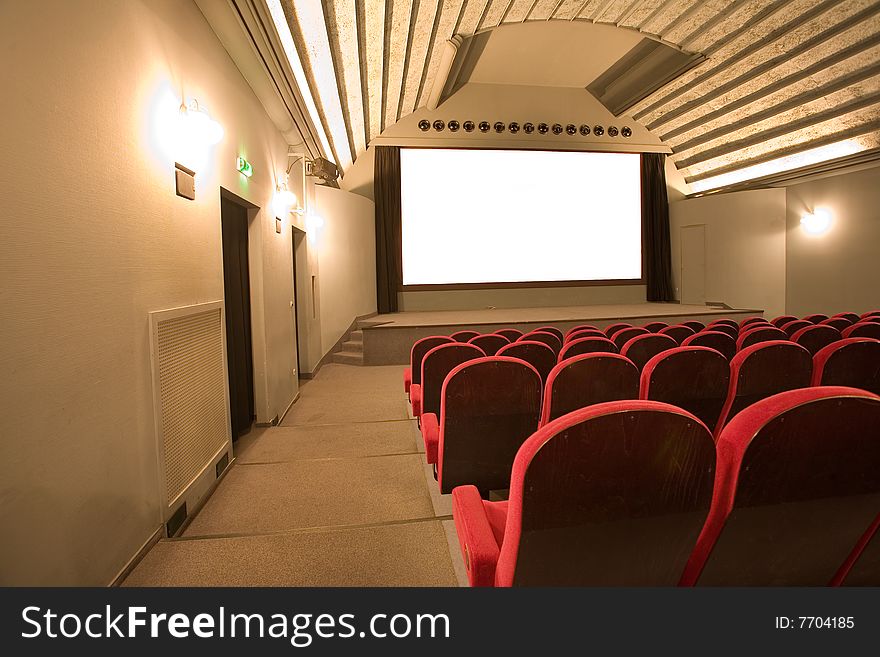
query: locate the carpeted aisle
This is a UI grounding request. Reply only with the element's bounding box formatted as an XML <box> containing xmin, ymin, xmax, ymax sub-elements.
<box><xmin>123</xmin><ymin>364</ymin><xmax>462</xmax><ymax>587</ymax></box>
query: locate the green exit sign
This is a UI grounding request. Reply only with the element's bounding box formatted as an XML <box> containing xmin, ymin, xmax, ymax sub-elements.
<box><xmin>236</xmin><ymin>156</ymin><xmax>253</xmax><ymax>178</ymax></box>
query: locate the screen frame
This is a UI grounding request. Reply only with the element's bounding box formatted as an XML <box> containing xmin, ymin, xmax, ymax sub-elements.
<box><xmin>397</xmin><ymin>146</ymin><xmax>646</xmax><ymax>291</ymax></box>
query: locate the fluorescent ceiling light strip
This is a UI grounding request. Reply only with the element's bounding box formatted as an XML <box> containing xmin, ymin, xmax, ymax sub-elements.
<box><xmin>265</xmin><ymin>0</ymin><xmax>336</xmax><ymax>165</ymax></box>
<box><xmin>689</xmin><ymin>139</ymin><xmax>866</xmax><ymax>193</ymax></box>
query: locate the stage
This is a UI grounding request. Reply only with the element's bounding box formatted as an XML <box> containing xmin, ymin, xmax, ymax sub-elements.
<box><xmin>360</xmin><ymin>302</ymin><xmax>762</xmax><ymax>365</ymax></box>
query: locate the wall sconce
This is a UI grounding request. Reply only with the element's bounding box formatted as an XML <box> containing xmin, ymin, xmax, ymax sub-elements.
<box><xmin>179</xmin><ymin>99</ymin><xmax>223</xmax><ymax>145</ymax></box>
<box><xmin>801</xmin><ymin>208</ymin><xmax>832</xmax><ymax>235</ymax></box>
<box><xmin>274</xmin><ymin>176</ymin><xmax>298</xmax><ymax>216</ymax></box>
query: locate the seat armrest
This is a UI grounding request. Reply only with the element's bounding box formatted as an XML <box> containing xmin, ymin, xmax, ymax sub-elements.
<box><xmin>410</xmin><ymin>384</ymin><xmax>422</xmax><ymax>417</ymax></box>
<box><xmin>452</xmin><ymin>485</ymin><xmax>501</xmax><ymax>587</ymax></box>
<box><xmin>421</xmin><ymin>413</ymin><xmax>440</xmax><ymax>464</ymax></box>
<box><xmin>403</xmin><ymin>367</ymin><xmax>412</xmax><ymax>396</ymax></box>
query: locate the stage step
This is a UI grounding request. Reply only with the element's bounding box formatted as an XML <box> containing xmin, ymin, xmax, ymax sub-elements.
<box><xmin>332</xmin><ymin>350</ymin><xmax>364</xmax><ymax>365</ymax></box>
<box><xmin>348</xmin><ymin>329</ymin><xmax>364</xmax><ymax>344</ymax></box>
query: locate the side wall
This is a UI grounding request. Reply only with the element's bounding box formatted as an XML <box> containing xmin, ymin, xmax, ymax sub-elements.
<box><xmin>0</xmin><ymin>0</ymin><xmax>297</xmax><ymax>585</ymax></box>
<box><xmin>785</xmin><ymin>166</ymin><xmax>880</xmax><ymax>316</ymax></box>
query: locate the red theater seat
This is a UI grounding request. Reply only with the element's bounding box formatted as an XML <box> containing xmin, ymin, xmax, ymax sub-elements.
<box><xmin>422</xmin><ymin>357</ymin><xmax>541</xmax><ymax>495</ymax></box>
<box><xmin>495</xmin><ymin>328</ymin><xmax>523</xmax><ymax>342</ymax></box>
<box><xmin>860</xmin><ymin>310</ymin><xmax>880</xmax><ymax>320</ymax></box>
<box><xmin>557</xmin><ymin>336</ymin><xmax>618</xmax><ymax>362</ymax></box>
<box><xmin>610</xmin><ymin>326</ymin><xmax>650</xmax><ymax>351</ymax></box>
<box><xmin>410</xmin><ymin>342</ymin><xmax>484</xmax><ymax>419</ymax></box>
<box><xmin>497</xmin><ymin>341</ymin><xmax>557</xmax><ymax>386</ymax></box>
<box><xmin>540</xmin><ymin>353</ymin><xmax>639</xmax><ymax>426</ymax></box>
<box><xmin>659</xmin><ymin>324</ymin><xmax>696</xmax><ymax>345</ymax></box>
<box><xmin>705</xmin><ymin>323</ymin><xmax>738</xmax><ymax>340</ymax></box>
<box><xmin>565</xmin><ymin>328</ymin><xmax>606</xmax><ymax>343</ymax></box>
<box><xmin>620</xmin><ymin>333</ymin><xmax>677</xmax><ymax>372</ymax></box>
<box><xmin>791</xmin><ymin>324</ymin><xmax>842</xmax><ymax>356</ymax></box>
<box><xmin>520</xmin><ymin>330</ymin><xmax>562</xmax><ymax>355</ymax></box>
<box><xmin>642</xmin><ymin>321</ymin><xmax>669</xmax><ymax>332</ymax></box>
<box><xmin>682</xmin><ymin>330</ymin><xmax>737</xmax><ymax>361</ymax></box>
<box><xmin>682</xmin><ymin>320</ymin><xmax>705</xmax><ymax>333</ymax></box>
<box><xmin>820</xmin><ymin>317</ymin><xmax>852</xmax><ymax>332</ymax></box>
<box><xmin>832</xmin><ymin>312</ymin><xmax>861</xmax><ymax>324</ymax></box>
<box><xmin>803</xmin><ymin>313</ymin><xmax>829</xmax><ymax>324</ymax></box>
<box><xmin>771</xmin><ymin>315</ymin><xmax>798</xmax><ymax>328</ymax></box>
<box><xmin>736</xmin><ymin>325</ymin><xmax>787</xmax><ymax>351</ymax></box>
<box><xmin>468</xmin><ymin>333</ymin><xmax>510</xmax><ymax>356</ymax></box>
<box><xmin>640</xmin><ymin>346</ymin><xmax>730</xmax><ymax>432</ymax></box>
<box><xmin>844</xmin><ymin>322</ymin><xmax>880</xmax><ymax>339</ymax></box>
<box><xmin>740</xmin><ymin>317</ymin><xmax>767</xmax><ymax>329</ymax></box>
<box><xmin>451</xmin><ymin>330</ymin><xmax>480</xmax><ymax>343</ymax></box>
<box><xmin>564</xmin><ymin>324</ymin><xmax>599</xmax><ymax>340</ymax></box>
<box><xmin>709</xmin><ymin>319</ymin><xmax>738</xmax><ymax>330</ymax></box>
<box><xmin>535</xmin><ymin>326</ymin><xmax>564</xmax><ymax>342</ymax></box>
<box><xmin>604</xmin><ymin>322</ymin><xmax>633</xmax><ymax>337</ymax></box>
<box><xmin>812</xmin><ymin>338</ymin><xmax>880</xmax><ymax>395</ymax></box>
<box><xmin>452</xmin><ymin>401</ymin><xmax>715</xmax><ymax>586</ymax></box>
<box><xmin>404</xmin><ymin>336</ymin><xmax>453</xmax><ymax>396</ymax></box>
<box><xmin>681</xmin><ymin>387</ymin><xmax>880</xmax><ymax>586</ymax></box>
<box><xmin>714</xmin><ymin>340</ymin><xmax>812</xmax><ymax>434</ymax></box>
<box><xmin>781</xmin><ymin>319</ymin><xmax>812</xmax><ymax>338</ymax></box>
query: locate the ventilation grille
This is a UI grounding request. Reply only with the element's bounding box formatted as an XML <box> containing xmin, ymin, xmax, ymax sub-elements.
<box><xmin>153</xmin><ymin>304</ymin><xmax>229</xmax><ymax>505</ymax></box>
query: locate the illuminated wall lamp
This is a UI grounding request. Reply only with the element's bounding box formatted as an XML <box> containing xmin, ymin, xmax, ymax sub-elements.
<box><xmin>800</xmin><ymin>208</ymin><xmax>833</xmax><ymax>235</ymax></box>
<box><xmin>179</xmin><ymin>99</ymin><xmax>223</xmax><ymax>145</ymax></box>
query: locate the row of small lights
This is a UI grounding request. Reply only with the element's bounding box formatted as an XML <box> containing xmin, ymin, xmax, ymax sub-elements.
<box><xmin>418</xmin><ymin>119</ymin><xmax>632</xmax><ymax>137</ymax></box>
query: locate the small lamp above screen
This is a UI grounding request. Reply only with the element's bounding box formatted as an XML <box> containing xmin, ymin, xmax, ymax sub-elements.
<box><xmin>801</xmin><ymin>208</ymin><xmax>833</xmax><ymax>235</ymax></box>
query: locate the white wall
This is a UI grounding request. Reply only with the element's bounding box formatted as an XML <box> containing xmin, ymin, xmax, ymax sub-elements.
<box><xmin>0</xmin><ymin>0</ymin><xmax>300</xmax><ymax>585</ymax></box>
<box><xmin>785</xmin><ymin>165</ymin><xmax>880</xmax><ymax>316</ymax></box>
<box><xmin>313</xmin><ymin>186</ymin><xmax>377</xmax><ymax>354</ymax></box>
<box><xmin>669</xmin><ymin>189</ymin><xmax>787</xmax><ymax>318</ymax></box>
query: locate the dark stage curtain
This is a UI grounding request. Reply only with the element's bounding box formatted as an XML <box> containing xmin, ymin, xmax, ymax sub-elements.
<box><xmin>641</xmin><ymin>152</ymin><xmax>675</xmax><ymax>302</ymax></box>
<box><xmin>374</xmin><ymin>146</ymin><xmax>402</xmax><ymax>313</ymax></box>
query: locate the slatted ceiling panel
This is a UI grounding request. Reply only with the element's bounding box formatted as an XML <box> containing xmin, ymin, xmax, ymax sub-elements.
<box><xmin>416</xmin><ymin>0</ymin><xmax>466</xmax><ymax>109</ymax></box>
<box><xmin>478</xmin><ymin>0</ymin><xmax>512</xmax><ymax>31</ymax></box>
<box><xmin>662</xmin><ymin>0</ymin><xmax>737</xmax><ymax>45</ymax></box>
<box><xmin>362</xmin><ymin>0</ymin><xmax>387</xmax><ymax>142</ymax></box>
<box><xmin>457</xmin><ymin>0</ymin><xmax>490</xmax><ymax>32</ymax></box>
<box><xmin>399</xmin><ymin>0</ymin><xmax>441</xmax><ymax>118</ymax></box>
<box><xmin>382</xmin><ymin>0</ymin><xmax>414</xmax><ymax>132</ymax></box>
<box><xmin>644</xmin><ymin>0</ymin><xmax>702</xmax><ymax>36</ymax></box>
<box><xmin>325</xmin><ymin>0</ymin><xmax>367</xmax><ymax>158</ymax></box>
<box><xmin>155</xmin><ymin>307</ymin><xmax>228</xmax><ymax>504</ymax></box>
<box><xmin>617</xmin><ymin>0</ymin><xmax>667</xmax><ymax>28</ymax></box>
<box><xmin>553</xmin><ymin>0</ymin><xmax>589</xmax><ymax>20</ymax></box>
<box><xmin>593</xmin><ymin>0</ymin><xmax>635</xmax><ymax>23</ymax></box>
<box><xmin>526</xmin><ymin>0</ymin><xmax>563</xmax><ymax>21</ymax></box>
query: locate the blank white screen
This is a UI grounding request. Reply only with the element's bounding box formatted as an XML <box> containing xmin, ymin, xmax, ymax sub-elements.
<box><xmin>400</xmin><ymin>148</ymin><xmax>642</xmax><ymax>285</ymax></box>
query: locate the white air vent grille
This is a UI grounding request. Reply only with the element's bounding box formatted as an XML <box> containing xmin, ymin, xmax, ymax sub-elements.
<box><xmin>152</xmin><ymin>303</ymin><xmax>229</xmax><ymax>505</ymax></box>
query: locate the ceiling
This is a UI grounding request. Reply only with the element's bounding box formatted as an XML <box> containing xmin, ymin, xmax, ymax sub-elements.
<box><xmin>271</xmin><ymin>0</ymin><xmax>880</xmax><ymax>193</ymax></box>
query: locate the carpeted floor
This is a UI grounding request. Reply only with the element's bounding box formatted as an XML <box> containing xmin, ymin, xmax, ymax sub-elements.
<box><xmin>123</xmin><ymin>364</ymin><xmax>465</xmax><ymax>587</ymax></box>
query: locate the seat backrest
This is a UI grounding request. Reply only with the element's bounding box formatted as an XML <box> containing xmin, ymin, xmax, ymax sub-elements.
<box><xmin>740</xmin><ymin>317</ymin><xmax>767</xmax><ymax>329</ymax></box>
<box><xmin>495</xmin><ymin>328</ymin><xmax>523</xmax><ymax>342</ymax></box>
<box><xmin>620</xmin><ymin>333</ymin><xmax>677</xmax><ymax>372</ymax></box>
<box><xmin>467</xmin><ymin>333</ymin><xmax>510</xmax><ymax>356</ymax></box>
<box><xmin>682</xmin><ymin>330</ymin><xmax>737</xmax><ymax>361</ymax></box>
<box><xmin>791</xmin><ymin>324</ymin><xmax>842</xmax><ymax>356</ymax></box>
<box><xmin>603</xmin><ymin>322</ymin><xmax>632</xmax><ymax>337</ymax></box>
<box><xmin>451</xmin><ymin>330</ymin><xmax>480</xmax><ymax>343</ymax></box>
<box><xmin>520</xmin><ymin>330</ymin><xmax>562</xmax><ymax>355</ymax></box>
<box><xmin>771</xmin><ymin>315</ymin><xmax>798</xmax><ymax>328</ymax></box>
<box><xmin>642</xmin><ymin>321</ymin><xmax>669</xmax><ymax>332</ymax></box>
<box><xmin>565</xmin><ymin>328</ymin><xmax>606</xmax><ymax>343</ymax></box>
<box><xmin>682</xmin><ymin>320</ymin><xmax>705</xmax><ymax>333</ymax></box>
<box><xmin>860</xmin><ymin>310</ymin><xmax>880</xmax><ymax>320</ymax></box>
<box><xmin>819</xmin><ymin>317</ymin><xmax>852</xmax><ymax>332</ymax></box>
<box><xmin>781</xmin><ymin>319</ymin><xmax>812</xmax><ymax>337</ymax></box>
<box><xmin>843</xmin><ymin>322</ymin><xmax>880</xmax><ymax>340</ymax></box>
<box><xmin>421</xmin><ymin>343</ymin><xmax>485</xmax><ymax>417</ymax></box>
<box><xmin>540</xmin><ymin>353</ymin><xmax>639</xmax><ymax>426</ymax></box>
<box><xmin>682</xmin><ymin>387</ymin><xmax>880</xmax><ymax>586</ymax></box>
<box><xmin>438</xmin><ymin>357</ymin><xmax>542</xmax><ymax>494</ymax></box>
<box><xmin>709</xmin><ymin>319</ymin><xmax>738</xmax><ymax>329</ymax></box>
<box><xmin>659</xmin><ymin>324</ymin><xmax>696</xmax><ymax>345</ymax></box>
<box><xmin>640</xmin><ymin>346</ymin><xmax>730</xmax><ymax>432</ymax></box>
<box><xmin>496</xmin><ymin>401</ymin><xmax>716</xmax><ymax>586</ymax></box>
<box><xmin>832</xmin><ymin>312</ymin><xmax>860</xmax><ymax>323</ymax></box>
<box><xmin>535</xmin><ymin>326</ymin><xmax>564</xmax><ymax>341</ymax></box>
<box><xmin>557</xmin><ymin>336</ymin><xmax>618</xmax><ymax>362</ymax></box>
<box><xmin>410</xmin><ymin>336</ymin><xmax>454</xmax><ymax>386</ymax></box>
<box><xmin>564</xmin><ymin>324</ymin><xmax>598</xmax><ymax>340</ymax></box>
<box><xmin>497</xmin><ymin>340</ymin><xmax>557</xmax><ymax>385</ymax></box>
<box><xmin>610</xmin><ymin>326</ymin><xmax>650</xmax><ymax>351</ymax></box>
<box><xmin>812</xmin><ymin>338</ymin><xmax>880</xmax><ymax>395</ymax></box>
<box><xmin>736</xmin><ymin>325</ymin><xmax>787</xmax><ymax>351</ymax></box>
<box><xmin>705</xmin><ymin>323</ymin><xmax>738</xmax><ymax>340</ymax></box>
<box><xmin>714</xmin><ymin>340</ymin><xmax>812</xmax><ymax>434</ymax></box>
<box><xmin>803</xmin><ymin>313</ymin><xmax>828</xmax><ymax>324</ymax></box>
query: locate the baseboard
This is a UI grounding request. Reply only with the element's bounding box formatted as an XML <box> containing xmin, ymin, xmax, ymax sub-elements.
<box><xmin>168</xmin><ymin>454</ymin><xmax>237</xmax><ymax>539</ymax></box>
<box><xmin>278</xmin><ymin>391</ymin><xmax>300</xmax><ymax>423</ymax></box>
<box><xmin>109</xmin><ymin>524</ymin><xmax>164</xmax><ymax>587</ymax></box>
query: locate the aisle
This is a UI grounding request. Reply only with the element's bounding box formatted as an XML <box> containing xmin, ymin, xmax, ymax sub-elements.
<box><xmin>123</xmin><ymin>364</ymin><xmax>461</xmax><ymax>586</ymax></box>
